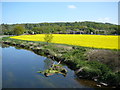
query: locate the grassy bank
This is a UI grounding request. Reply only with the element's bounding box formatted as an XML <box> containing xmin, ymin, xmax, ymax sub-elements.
<box><xmin>2</xmin><ymin>37</ymin><xmax>120</xmax><ymax>87</ymax></box>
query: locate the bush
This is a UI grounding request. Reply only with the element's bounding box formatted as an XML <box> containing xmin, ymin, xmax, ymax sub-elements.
<box><xmin>80</xmin><ymin>67</ymin><xmax>102</xmax><ymax>79</ymax></box>
<box><xmin>87</xmin><ymin>61</ymin><xmax>111</xmax><ymax>75</ymax></box>
<box><xmin>44</xmin><ymin>34</ymin><xmax>53</xmax><ymax>44</ymax></box>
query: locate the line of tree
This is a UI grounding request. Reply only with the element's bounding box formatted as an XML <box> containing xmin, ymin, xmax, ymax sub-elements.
<box><xmin>0</xmin><ymin>21</ymin><xmax>119</xmax><ymax>35</ymax></box>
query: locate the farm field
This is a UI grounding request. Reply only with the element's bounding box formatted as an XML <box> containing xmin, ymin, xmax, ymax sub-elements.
<box><xmin>10</xmin><ymin>34</ymin><xmax>119</xmax><ymax>49</ymax></box>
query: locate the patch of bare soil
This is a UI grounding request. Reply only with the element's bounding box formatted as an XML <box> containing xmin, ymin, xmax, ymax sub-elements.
<box><xmin>55</xmin><ymin>45</ymin><xmax>73</xmax><ymax>50</ymax></box>
<box><xmin>86</xmin><ymin>49</ymin><xmax>120</xmax><ymax>72</ymax></box>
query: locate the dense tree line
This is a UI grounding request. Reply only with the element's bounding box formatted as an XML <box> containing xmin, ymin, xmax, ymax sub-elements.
<box><xmin>0</xmin><ymin>21</ymin><xmax>119</xmax><ymax>35</ymax></box>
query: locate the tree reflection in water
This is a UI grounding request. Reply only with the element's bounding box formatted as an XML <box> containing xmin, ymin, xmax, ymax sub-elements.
<box><xmin>1</xmin><ymin>44</ymin><xmax>10</xmax><ymax>48</ymax></box>
<box><xmin>44</xmin><ymin>58</ymin><xmax>54</xmax><ymax>70</ymax></box>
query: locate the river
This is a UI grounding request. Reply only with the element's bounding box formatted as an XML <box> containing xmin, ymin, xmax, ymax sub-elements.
<box><xmin>2</xmin><ymin>45</ymin><xmax>100</xmax><ymax>88</ymax></box>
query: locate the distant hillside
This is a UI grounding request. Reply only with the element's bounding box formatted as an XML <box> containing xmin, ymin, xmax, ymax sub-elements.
<box><xmin>1</xmin><ymin>21</ymin><xmax>119</xmax><ymax>35</ymax></box>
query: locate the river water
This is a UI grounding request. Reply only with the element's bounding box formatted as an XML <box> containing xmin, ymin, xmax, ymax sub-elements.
<box><xmin>2</xmin><ymin>46</ymin><xmax>99</xmax><ymax>88</ymax></box>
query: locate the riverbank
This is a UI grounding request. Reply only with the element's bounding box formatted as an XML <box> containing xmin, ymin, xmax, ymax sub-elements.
<box><xmin>2</xmin><ymin>37</ymin><xmax>120</xmax><ymax>88</ymax></box>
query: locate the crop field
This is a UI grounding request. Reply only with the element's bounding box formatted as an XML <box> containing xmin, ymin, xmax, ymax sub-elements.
<box><xmin>10</xmin><ymin>34</ymin><xmax>119</xmax><ymax>49</ymax></box>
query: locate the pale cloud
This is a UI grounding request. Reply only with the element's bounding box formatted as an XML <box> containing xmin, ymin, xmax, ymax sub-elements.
<box><xmin>98</xmin><ymin>17</ymin><xmax>111</xmax><ymax>23</ymax></box>
<box><xmin>68</xmin><ymin>5</ymin><xmax>76</xmax><ymax>9</ymax></box>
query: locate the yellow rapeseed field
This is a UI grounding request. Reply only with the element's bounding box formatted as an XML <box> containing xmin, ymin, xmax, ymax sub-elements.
<box><xmin>10</xmin><ymin>34</ymin><xmax>119</xmax><ymax>49</ymax></box>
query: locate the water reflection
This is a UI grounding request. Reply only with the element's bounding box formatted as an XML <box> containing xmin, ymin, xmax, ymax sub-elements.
<box><xmin>2</xmin><ymin>46</ymin><xmax>100</xmax><ymax>88</ymax></box>
<box><xmin>44</xmin><ymin>58</ymin><xmax>54</xmax><ymax>69</ymax></box>
<box><xmin>75</xmin><ymin>77</ymin><xmax>98</xmax><ymax>88</ymax></box>
<box><xmin>1</xmin><ymin>44</ymin><xmax>10</xmax><ymax>48</ymax></box>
